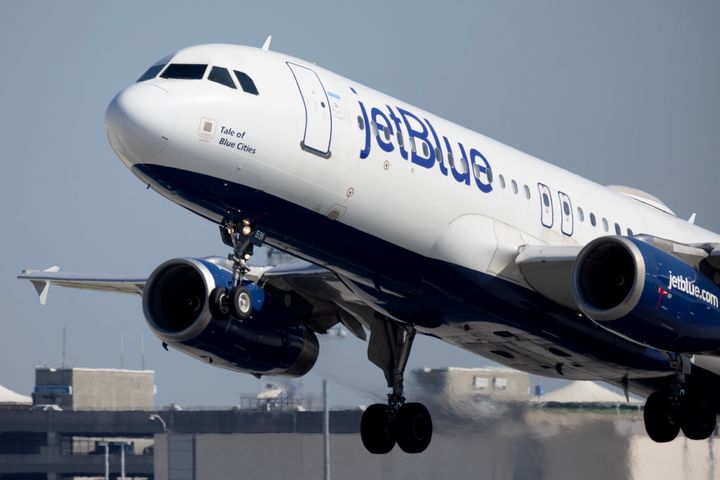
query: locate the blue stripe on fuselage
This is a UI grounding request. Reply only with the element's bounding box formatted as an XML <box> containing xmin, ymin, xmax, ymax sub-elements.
<box><xmin>132</xmin><ymin>163</ymin><xmax>672</xmax><ymax>381</ymax></box>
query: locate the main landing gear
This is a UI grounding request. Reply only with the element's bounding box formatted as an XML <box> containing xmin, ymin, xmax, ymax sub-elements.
<box><xmin>643</xmin><ymin>354</ymin><xmax>717</xmax><ymax>442</ymax></box>
<box><xmin>361</xmin><ymin>317</ymin><xmax>433</xmax><ymax>454</ymax></box>
<box><xmin>209</xmin><ymin>220</ymin><xmax>258</xmax><ymax>320</ymax></box>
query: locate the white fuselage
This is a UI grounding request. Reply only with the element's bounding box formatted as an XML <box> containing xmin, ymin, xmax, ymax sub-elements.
<box><xmin>106</xmin><ymin>43</ymin><xmax>720</xmax><ymax>289</ymax></box>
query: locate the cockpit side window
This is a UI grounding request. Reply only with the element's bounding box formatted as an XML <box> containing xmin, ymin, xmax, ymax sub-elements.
<box><xmin>160</xmin><ymin>64</ymin><xmax>208</xmax><ymax>80</ymax></box>
<box><xmin>137</xmin><ymin>64</ymin><xmax>166</xmax><ymax>82</ymax></box>
<box><xmin>208</xmin><ymin>67</ymin><xmax>236</xmax><ymax>89</ymax></box>
<box><xmin>234</xmin><ymin>70</ymin><xmax>259</xmax><ymax>95</ymax></box>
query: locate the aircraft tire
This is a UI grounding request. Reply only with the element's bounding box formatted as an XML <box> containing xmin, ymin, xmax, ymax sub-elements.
<box><xmin>209</xmin><ymin>287</ymin><xmax>231</xmax><ymax>319</ymax></box>
<box><xmin>680</xmin><ymin>392</ymin><xmax>717</xmax><ymax>440</ymax></box>
<box><xmin>230</xmin><ymin>286</ymin><xmax>253</xmax><ymax>319</ymax></box>
<box><xmin>644</xmin><ymin>391</ymin><xmax>680</xmax><ymax>443</ymax></box>
<box><xmin>395</xmin><ymin>402</ymin><xmax>433</xmax><ymax>454</ymax></box>
<box><xmin>361</xmin><ymin>404</ymin><xmax>395</xmax><ymax>454</ymax></box>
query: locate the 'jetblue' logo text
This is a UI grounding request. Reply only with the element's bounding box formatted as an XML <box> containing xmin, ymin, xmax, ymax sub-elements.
<box><xmin>668</xmin><ymin>272</ymin><xmax>719</xmax><ymax>308</ymax></box>
<box><xmin>357</xmin><ymin>101</ymin><xmax>493</xmax><ymax>193</ymax></box>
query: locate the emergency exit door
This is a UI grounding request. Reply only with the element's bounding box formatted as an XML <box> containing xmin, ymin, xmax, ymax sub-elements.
<box><xmin>287</xmin><ymin>62</ymin><xmax>332</xmax><ymax>158</ymax></box>
<box><xmin>558</xmin><ymin>191</ymin><xmax>574</xmax><ymax>236</ymax></box>
<box><xmin>537</xmin><ymin>183</ymin><xmax>554</xmax><ymax>228</ymax></box>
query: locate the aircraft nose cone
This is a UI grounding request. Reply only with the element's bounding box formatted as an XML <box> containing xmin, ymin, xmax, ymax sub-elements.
<box><xmin>105</xmin><ymin>84</ymin><xmax>177</xmax><ymax>167</ymax></box>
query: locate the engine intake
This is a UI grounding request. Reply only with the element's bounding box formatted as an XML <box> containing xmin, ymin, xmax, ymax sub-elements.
<box><xmin>144</xmin><ymin>258</ymin><xmax>214</xmax><ymax>341</ymax></box>
<box><xmin>573</xmin><ymin>237</ymin><xmax>643</xmax><ymax>321</ymax></box>
<box><xmin>143</xmin><ymin>257</ymin><xmax>319</xmax><ymax>377</ymax></box>
<box><xmin>572</xmin><ymin>236</ymin><xmax>720</xmax><ymax>353</ymax></box>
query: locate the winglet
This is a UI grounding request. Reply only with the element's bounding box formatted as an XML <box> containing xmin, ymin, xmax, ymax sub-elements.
<box><xmin>261</xmin><ymin>35</ymin><xmax>272</xmax><ymax>51</ymax></box>
<box><xmin>26</xmin><ymin>266</ymin><xmax>60</xmax><ymax>305</ymax></box>
<box><xmin>688</xmin><ymin>213</ymin><xmax>696</xmax><ymax>224</ymax></box>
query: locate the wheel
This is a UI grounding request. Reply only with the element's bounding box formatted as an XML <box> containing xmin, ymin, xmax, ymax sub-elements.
<box><xmin>361</xmin><ymin>404</ymin><xmax>395</xmax><ymax>454</ymax></box>
<box><xmin>680</xmin><ymin>392</ymin><xmax>717</xmax><ymax>440</ymax></box>
<box><xmin>209</xmin><ymin>287</ymin><xmax>230</xmax><ymax>319</ymax></box>
<box><xmin>395</xmin><ymin>402</ymin><xmax>433</xmax><ymax>454</ymax></box>
<box><xmin>230</xmin><ymin>286</ymin><xmax>252</xmax><ymax>319</ymax></box>
<box><xmin>644</xmin><ymin>391</ymin><xmax>680</xmax><ymax>443</ymax></box>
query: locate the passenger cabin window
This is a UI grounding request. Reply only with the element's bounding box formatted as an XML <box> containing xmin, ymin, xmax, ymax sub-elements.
<box><xmin>208</xmin><ymin>67</ymin><xmax>236</xmax><ymax>89</ymax></box>
<box><xmin>458</xmin><ymin>155</ymin><xmax>468</xmax><ymax>174</ymax></box>
<box><xmin>524</xmin><ymin>185</ymin><xmax>531</xmax><ymax>199</ymax></box>
<box><xmin>357</xmin><ymin>115</ymin><xmax>364</xmax><ymax>130</ymax></box>
<box><xmin>434</xmin><ymin>147</ymin><xmax>441</xmax><ymax>162</ymax></box>
<box><xmin>398</xmin><ymin>131</ymin><xmax>405</xmax><ymax>148</ymax></box>
<box><xmin>160</xmin><ymin>63</ymin><xmax>208</xmax><ymax>80</ymax></box>
<box><xmin>471</xmin><ymin>165</ymin><xmax>492</xmax><ymax>183</ymax></box>
<box><xmin>602</xmin><ymin>218</ymin><xmax>609</xmax><ymax>232</ymax></box>
<box><xmin>590</xmin><ymin>212</ymin><xmax>597</xmax><ymax>227</ymax></box>
<box><xmin>614</xmin><ymin>223</ymin><xmax>621</xmax><ymax>235</ymax></box>
<box><xmin>499</xmin><ymin>175</ymin><xmax>506</xmax><ymax>189</ymax></box>
<box><xmin>511</xmin><ymin>180</ymin><xmax>518</xmax><ymax>194</ymax></box>
<box><xmin>473</xmin><ymin>164</ymin><xmax>482</xmax><ymax>181</ymax></box>
<box><xmin>627</xmin><ymin>228</ymin><xmax>634</xmax><ymax>236</ymax></box>
<box><xmin>234</xmin><ymin>70</ymin><xmax>259</xmax><ymax>95</ymax></box>
<box><xmin>137</xmin><ymin>64</ymin><xmax>166</xmax><ymax>82</ymax></box>
<box><xmin>577</xmin><ymin>207</ymin><xmax>585</xmax><ymax>222</ymax></box>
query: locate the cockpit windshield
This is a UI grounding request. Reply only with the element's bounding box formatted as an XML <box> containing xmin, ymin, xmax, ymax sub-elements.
<box><xmin>135</xmin><ymin>57</ymin><xmax>260</xmax><ymax>96</ymax></box>
<box><xmin>136</xmin><ymin>53</ymin><xmax>174</xmax><ymax>83</ymax></box>
<box><xmin>137</xmin><ymin>64</ymin><xmax>166</xmax><ymax>82</ymax></box>
<box><xmin>160</xmin><ymin>64</ymin><xmax>208</xmax><ymax>80</ymax></box>
<box><xmin>208</xmin><ymin>67</ymin><xmax>236</xmax><ymax>89</ymax></box>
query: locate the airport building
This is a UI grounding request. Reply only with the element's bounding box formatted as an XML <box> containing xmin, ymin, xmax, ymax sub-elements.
<box><xmin>32</xmin><ymin>368</ymin><xmax>155</xmax><ymax>411</ymax></box>
<box><xmin>0</xmin><ymin>366</ymin><xmax>718</xmax><ymax>480</ymax></box>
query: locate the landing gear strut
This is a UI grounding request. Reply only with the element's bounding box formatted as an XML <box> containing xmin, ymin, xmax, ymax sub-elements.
<box><xmin>643</xmin><ymin>353</ymin><xmax>717</xmax><ymax>442</ymax></box>
<box><xmin>210</xmin><ymin>221</ymin><xmax>257</xmax><ymax>320</ymax></box>
<box><xmin>361</xmin><ymin>316</ymin><xmax>433</xmax><ymax>454</ymax></box>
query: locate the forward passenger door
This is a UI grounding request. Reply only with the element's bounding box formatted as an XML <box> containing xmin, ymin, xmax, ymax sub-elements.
<box><xmin>287</xmin><ymin>63</ymin><xmax>332</xmax><ymax>158</ymax></box>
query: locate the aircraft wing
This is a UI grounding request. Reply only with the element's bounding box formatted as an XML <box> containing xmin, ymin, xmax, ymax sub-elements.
<box><xmin>17</xmin><ymin>260</ymin><xmax>284</xmax><ymax>305</ymax></box>
<box><xmin>18</xmin><ymin>267</ymin><xmax>146</xmax><ymax>305</ymax></box>
<box><xmin>515</xmin><ymin>245</ymin><xmax>582</xmax><ymax>310</ymax></box>
<box><xmin>18</xmin><ymin>259</ymin><xmax>370</xmax><ymax>340</ymax></box>
<box><xmin>257</xmin><ymin>261</ymin><xmax>371</xmax><ymax>340</ymax></box>
<box><xmin>516</xmin><ymin>235</ymin><xmax>720</xmax><ymax>311</ymax></box>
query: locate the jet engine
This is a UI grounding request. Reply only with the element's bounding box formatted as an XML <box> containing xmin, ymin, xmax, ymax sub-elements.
<box><xmin>142</xmin><ymin>257</ymin><xmax>319</xmax><ymax>377</ymax></box>
<box><xmin>572</xmin><ymin>236</ymin><xmax>720</xmax><ymax>353</ymax></box>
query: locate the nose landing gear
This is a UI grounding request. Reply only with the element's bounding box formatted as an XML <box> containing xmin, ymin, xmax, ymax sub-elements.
<box><xmin>211</xmin><ymin>221</ymin><xmax>261</xmax><ymax>320</ymax></box>
<box><xmin>361</xmin><ymin>316</ymin><xmax>433</xmax><ymax>454</ymax></box>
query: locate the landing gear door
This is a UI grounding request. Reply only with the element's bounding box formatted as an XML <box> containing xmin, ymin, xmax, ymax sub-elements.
<box><xmin>558</xmin><ymin>191</ymin><xmax>574</xmax><ymax>236</ymax></box>
<box><xmin>287</xmin><ymin>63</ymin><xmax>332</xmax><ymax>158</ymax></box>
<box><xmin>537</xmin><ymin>183</ymin><xmax>553</xmax><ymax>228</ymax></box>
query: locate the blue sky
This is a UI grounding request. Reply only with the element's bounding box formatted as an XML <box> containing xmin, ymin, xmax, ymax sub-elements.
<box><xmin>1</xmin><ymin>1</ymin><xmax>719</xmax><ymax>407</ymax></box>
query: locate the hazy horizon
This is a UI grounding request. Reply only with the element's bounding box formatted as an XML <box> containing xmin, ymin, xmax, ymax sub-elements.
<box><xmin>2</xmin><ymin>1</ymin><xmax>719</xmax><ymax>408</ymax></box>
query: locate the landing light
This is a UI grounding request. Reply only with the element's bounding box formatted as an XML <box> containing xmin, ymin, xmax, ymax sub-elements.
<box><xmin>242</xmin><ymin>225</ymin><xmax>253</xmax><ymax>236</ymax></box>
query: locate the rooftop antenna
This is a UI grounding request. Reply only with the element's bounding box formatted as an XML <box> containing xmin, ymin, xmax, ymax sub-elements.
<box><xmin>141</xmin><ymin>334</ymin><xmax>146</xmax><ymax>371</ymax></box>
<box><xmin>262</xmin><ymin>35</ymin><xmax>272</xmax><ymax>51</ymax></box>
<box><xmin>62</xmin><ymin>325</ymin><xmax>67</xmax><ymax>368</ymax></box>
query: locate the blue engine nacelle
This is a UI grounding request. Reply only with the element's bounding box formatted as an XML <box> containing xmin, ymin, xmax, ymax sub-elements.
<box><xmin>142</xmin><ymin>257</ymin><xmax>319</xmax><ymax>377</ymax></box>
<box><xmin>572</xmin><ymin>236</ymin><xmax>720</xmax><ymax>353</ymax></box>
